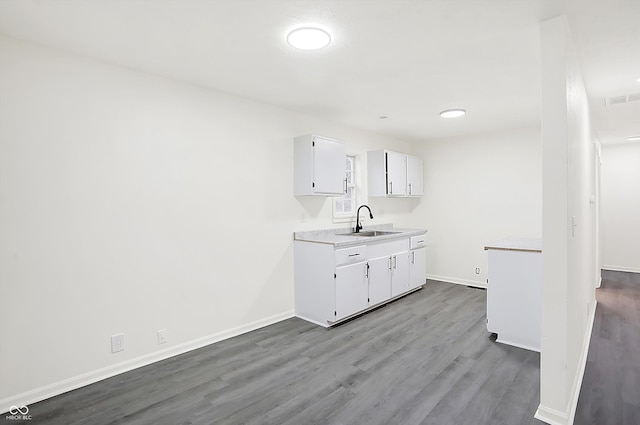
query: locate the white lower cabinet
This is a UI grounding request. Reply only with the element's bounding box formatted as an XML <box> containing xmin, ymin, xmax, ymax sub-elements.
<box><xmin>335</xmin><ymin>261</ymin><xmax>368</xmax><ymax>321</ymax></box>
<box><xmin>390</xmin><ymin>251</ymin><xmax>410</xmax><ymax>297</ymax></box>
<box><xmin>485</xmin><ymin>238</ymin><xmax>542</xmax><ymax>352</ymax></box>
<box><xmin>409</xmin><ymin>234</ymin><xmax>427</xmax><ymax>290</ymax></box>
<box><xmin>294</xmin><ymin>233</ymin><xmax>426</xmax><ymax>327</ymax></box>
<box><xmin>367</xmin><ymin>238</ymin><xmax>410</xmax><ymax>301</ymax></box>
<box><xmin>367</xmin><ymin>255</ymin><xmax>392</xmax><ymax>306</ymax></box>
<box><xmin>409</xmin><ymin>247</ymin><xmax>427</xmax><ymax>290</ymax></box>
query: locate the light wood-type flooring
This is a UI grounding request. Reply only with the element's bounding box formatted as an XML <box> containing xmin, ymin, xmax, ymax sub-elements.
<box><xmin>12</xmin><ymin>280</ymin><xmax>545</xmax><ymax>425</ymax></box>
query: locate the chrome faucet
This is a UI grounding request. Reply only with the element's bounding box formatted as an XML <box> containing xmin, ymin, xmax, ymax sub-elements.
<box><xmin>355</xmin><ymin>205</ymin><xmax>374</xmax><ymax>233</ymax></box>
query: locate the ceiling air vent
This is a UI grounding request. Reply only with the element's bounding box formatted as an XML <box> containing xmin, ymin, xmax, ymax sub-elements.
<box><xmin>605</xmin><ymin>92</ymin><xmax>640</xmax><ymax>107</ymax></box>
<box><xmin>628</xmin><ymin>92</ymin><xmax>640</xmax><ymax>102</ymax></box>
<box><xmin>606</xmin><ymin>95</ymin><xmax>627</xmax><ymax>106</ymax></box>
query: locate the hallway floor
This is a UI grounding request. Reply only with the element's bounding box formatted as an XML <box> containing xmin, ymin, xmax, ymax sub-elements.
<box><xmin>575</xmin><ymin>270</ymin><xmax>640</xmax><ymax>425</ymax></box>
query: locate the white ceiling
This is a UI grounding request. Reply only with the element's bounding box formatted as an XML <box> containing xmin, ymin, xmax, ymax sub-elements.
<box><xmin>0</xmin><ymin>0</ymin><xmax>638</xmax><ymax>145</ymax></box>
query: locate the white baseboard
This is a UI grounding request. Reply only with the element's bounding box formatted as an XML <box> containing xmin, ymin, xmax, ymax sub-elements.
<box><xmin>567</xmin><ymin>299</ymin><xmax>597</xmax><ymax>424</ymax></box>
<box><xmin>602</xmin><ymin>265</ymin><xmax>640</xmax><ymax>274</ymax></box>
<box><xmin>0</xmin><ymin>310</ymin><xmax>294</xmax><ymax>414</ymax></box>
<box><xmin>535</xmin><ymin>299</ymin><xmax>597</xmax><ymax>425</ymax></box>
<box><xmin>294</xmin><ymin>314</ymin><xmax>329</xmax><ymax>328</ymax></box>
<box><xmin>427</xmin><ymin>273</ymin><xmax>486</xmax><ymax>289</ymax></box>
<box><xmin>534</xmin><ymin>405</ymin><xmax>569</xmax><ymax>425</ymax></box>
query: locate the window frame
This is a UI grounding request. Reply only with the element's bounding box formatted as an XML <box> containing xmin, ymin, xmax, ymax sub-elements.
<box><xmin>332</xmin><ymin>155</ymin><xmax>357</xmax><ymax>222</ymax></box>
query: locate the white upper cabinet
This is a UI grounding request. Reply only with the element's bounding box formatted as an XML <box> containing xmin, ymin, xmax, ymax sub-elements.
<box><xmin>367</xmin><ymin>150</ymin><xmax>423</xmax><ymax>197</ymax></box>
<box><xmin>386</xmin><ymin>151</ymin><xmax>408</xmax><ymax>196</ymax></box>
<box><xmin>294</xmin><ymin>134</ymin><xmax>347</xmax><ymax>196</ymax></box>
<box><xmin>406</xmin><ymin>155</ymin><xmax>424</xmax><ymax>197</ymax></box>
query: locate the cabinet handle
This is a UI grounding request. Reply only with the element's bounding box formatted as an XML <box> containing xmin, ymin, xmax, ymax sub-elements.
<box><xmin>389</xmin><ymin>181</ymin><xmax>393</xmax><ymax>194</ymax></box>
<box><xmin>411</xmin><ymin>251</ymin><xmax>415</xmax><ymax>264</ymax></box>
<box><xmin>366</xmin><ymin>263</ymin><xmax>370</xmax><ymax>278</ymax></box>
<box><xmin>348</xmin><ymin>253</ymin><xmax>360</xmax><ymax>257</ymax></box>
<box><xmin>408</xmin><ymin>183</ymin><xmax>412</xmax><ymax>195</ymax></box>
<box><xmin>393</xmin><ymin>255</ymin><xmax>397</xmax><ymax>270</ymax></box>
<box><xmin>388</xmin><ymin>257</ymin><xmax>392</xmax><ymax>270</ymax></box>
<box><xmin>344</xmin><ymin>178</ymin><xmax>348</xmax><ymax>194</ymax></box>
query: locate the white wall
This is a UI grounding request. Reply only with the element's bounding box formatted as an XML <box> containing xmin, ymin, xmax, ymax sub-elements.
<box><xmin>410</xmin><ymin>126</ymin><xmax>542</xmax><ymax>288</ymax></box>
<box><xmin>0</xmin><ymin>35</ymin><xmax>419</xmax><ymax>410</ymax></box>
<box><xmin>601</xmin><ymin>143</ymin><xmax>640</xmax><ymax>273</ymax></box>
<box><xmin>537</xmin><ymin>16</ymin><xmax>598</xmax><ymax>425</ymax></box>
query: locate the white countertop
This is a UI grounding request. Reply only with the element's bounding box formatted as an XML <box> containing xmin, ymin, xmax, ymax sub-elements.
<box><xmin>294</xmin><ymin>224</ymin><xmax>427</xmax><ymax>247</ymax></box>
<box><xmin>484</xmin><ymin>237</ymin><xmax>542</xmax><ymax>253</ymax></box>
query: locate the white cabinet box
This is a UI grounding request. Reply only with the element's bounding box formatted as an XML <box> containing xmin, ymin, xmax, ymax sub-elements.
<box><xmin>484</xmin><ymin>237</ymin><xmax>542</xmax><ymax>352</ymax></box>
<box><xmin>368</xmin><ymin>238</ymin><xmax>410</xmax><ymax>299</ymax></box>
<box><xmin>367</xmin><ymin>150</ymin><xmax>423</xmax><ymax>197</ymax></box>
<box><xmin>409</xmin><ymin>235</ymin><xmax>427</xmax><ymax>289</ymax></box>
<box><xmin>294</xmin><ymin>233</ymin><xmax>426</xmax><ymax>327</ymax></box>
<box><xmin>335</xmin><ymin>260</ymin><xmax>368</xmax><ymax>321</ymax></box>
<box><xmin>294</xmin><ymin>134</ymin><xmax>346</xmax><ymax>196</ymax></box>
<box><xmin>407</xmin><ymin>155</ymin><xmax>424</xmax><ymax>196</ymax></box>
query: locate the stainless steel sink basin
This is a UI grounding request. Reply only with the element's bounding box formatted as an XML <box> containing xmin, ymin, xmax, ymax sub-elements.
<box><xmin>337</xmin><ymin>230</ymin><xmax>401</xmax><ymax>237</ymax></box>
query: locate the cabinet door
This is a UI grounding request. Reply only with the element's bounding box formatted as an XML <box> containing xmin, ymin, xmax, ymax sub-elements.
<box><xmin>368</xmin><ymin>255</ymin><xmax>391</xmax><ymax>306</ymax></box>
<box><xmin>409</xmin><ymin>247</ymin><xmax>427</xmax><ymax>289</ymax></box>
<box><xmin>313</xmin><ymin>136</ymin><xmax>346</xmax><ymax>195</ymax></box>
<box><xmin>386</xmin><ymin>151</ymin><xmax>407</xmax><ymax>196</ymax></box>
<box><xmin>390</xmin><ymin>251</ymin><xmax>410</xmax><ymax>297</ymax></box>
<box><xmin>406</xmin><ymin>156</ymin><xmax>423</xmax><ymax>196</ymax></box>
<box><xmin>334</xmin><ymin>262</ymin><xmax>368</xmax><ymax>321</ymax></box>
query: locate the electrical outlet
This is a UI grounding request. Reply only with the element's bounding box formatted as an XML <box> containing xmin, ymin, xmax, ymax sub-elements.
<box><xmin>111</xmin><ymin>333</ymin><xmax>124</xmax><ymax>353</ymax></box>
<box><xmin>157</xmin><ymin>329</ymin><xmax>168</xmax><ymax>345</ymax></box>
<box><xmin>475</xmin><ymin>267</ymin><xmax>481</xmax><ymax>275</ymax></box>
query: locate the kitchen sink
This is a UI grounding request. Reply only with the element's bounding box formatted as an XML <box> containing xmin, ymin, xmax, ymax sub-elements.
<box><xmin>337</xmin><ymin>230</ymin><xmax>401</xmax><ymax>237</ymax></box>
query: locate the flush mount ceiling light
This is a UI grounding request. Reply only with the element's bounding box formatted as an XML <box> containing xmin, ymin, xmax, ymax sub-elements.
<box><xmin>440</xmin><ymin>109</ymin><xmax>466</xmax><ymax>118</ymax></box>
<box><xmin>287</xmin><ymin>27</ymin><xmax>331</xmax><ymax>50</ymax></box>
<box><xmin>627</xmin><ymin>135</ymin><xmax>640</xmax><ymax>141</ymax></box>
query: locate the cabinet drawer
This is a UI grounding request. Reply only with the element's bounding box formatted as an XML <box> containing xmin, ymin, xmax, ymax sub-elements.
<box><xmin>335</xmin><ymin>245</ymin><xmax>367</xmax><ymax>267</ymax></box>
<box><xmin>410</xmin><ymin>234</ymin><xmax>426</xmax><ymax>250</ymax></box>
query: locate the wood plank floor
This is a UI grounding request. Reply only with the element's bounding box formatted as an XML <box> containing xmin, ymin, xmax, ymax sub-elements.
<box><xmin>6</xmin><ymin>281</ymin><xmax>544</xmax><ymax>425</ymax></box>
<box><xmin>575</xmin><ymin>270</ymin><xmax>640</xmax><ymax>425</ymax></box>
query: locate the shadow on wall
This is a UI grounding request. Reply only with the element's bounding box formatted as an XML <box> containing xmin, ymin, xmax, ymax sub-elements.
<box><xmin>247</xmin><ymin>243</ymin><xmax>295</xmax><ymax>322</ymax></box>
<box><xmin>367</xmin><ymin>197</ymin><xmax>420</xmax><ymax>228</ymax></box>
<box><xmin>296</xmin><ymin>197</ymin><xmax>327</xmax><ymax>220</ymax></box>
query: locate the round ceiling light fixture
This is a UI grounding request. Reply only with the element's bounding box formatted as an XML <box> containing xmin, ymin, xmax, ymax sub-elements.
<box><xmin>627</xmin><ymin>135</ymin><xmax>640</xmax><ymax>141</ymax></box>
<box><xmin>440</xmin><ymin>109</ymin><xmax>466</xmax><ymax>118</ymax></box>
<box><xmin>287</xmin><ymin>27</ymin><xmax>331</xmax><ymax>50</ymax></box>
